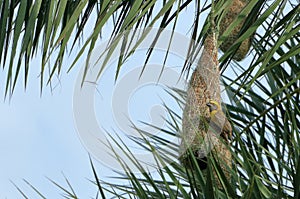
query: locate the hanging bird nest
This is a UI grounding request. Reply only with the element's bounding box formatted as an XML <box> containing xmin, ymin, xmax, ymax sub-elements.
<box><xmin>178</xmin><ymin>0</ymin><xmax>258</xmax><ymax>188</ymax></box>
<box><xmin>219</xmin><ymin>0</ymin><xmax>252</xmax><ymax>61</ymax></box>
<box><xmin>179</xmin><ymin>30</ymin><xmax>232</xmax><ymax>188</ymax></box>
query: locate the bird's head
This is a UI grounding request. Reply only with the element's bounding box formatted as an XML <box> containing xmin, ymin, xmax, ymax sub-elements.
<box><xmin>206</xmin><ymin>100</ymin><xmax>220</xmax><ymax>114</ymax></box>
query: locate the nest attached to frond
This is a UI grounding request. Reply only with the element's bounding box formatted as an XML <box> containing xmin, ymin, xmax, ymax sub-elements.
<box><xmin>179</xmin><ymin>32</ymin><xmax>232</xmax><ymax>188</ymax></box>
<box><xmin>219</xmin><ymin>0</ymin><xmax>252</xmax><ymax>61</ymax></box>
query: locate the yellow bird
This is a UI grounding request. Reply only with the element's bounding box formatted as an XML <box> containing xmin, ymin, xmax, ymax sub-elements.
<box><xmin>206</xmin><ymin>100</ymin><xmax>232</xmax><ymax>142</ymax></box>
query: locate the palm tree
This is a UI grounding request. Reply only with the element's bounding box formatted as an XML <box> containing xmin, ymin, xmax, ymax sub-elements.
<box><xmin>1</xmin><ymin>0</ymin><xmax>299</xmax><ymax>198</ymax></box>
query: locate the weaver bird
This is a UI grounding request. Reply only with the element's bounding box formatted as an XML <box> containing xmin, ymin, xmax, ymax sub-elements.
<box><xmin>206</xmin><ymin>100</ymin><xmax>232</xmax><ymax>142</ymax></box>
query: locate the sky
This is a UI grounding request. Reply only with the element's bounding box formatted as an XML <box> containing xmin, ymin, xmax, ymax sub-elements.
<box><xmin>0</xmin><ymin>57</ymin><xmax>100</xmax><ymax>198</ymax></box>
<box><xmin>0</xmin><ymin>32</ymin><xmax>187</xmax><ymax>198</ymax></box>
<box><xmin>0</xmin><ymin>2</ymin><xmax>201</xmax><ymax>198</ymax></box>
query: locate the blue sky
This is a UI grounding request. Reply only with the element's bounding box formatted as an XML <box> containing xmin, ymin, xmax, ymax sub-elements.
<box><xmin>0</xmin><ymin>36</ymin><xmax>187</xmax><ymax>198</ymax></box>
<box><xmin>0</xmin><ymin>2</ymin><xmax>205</xmax><ymax>198</ymax></box>
<box><xmin>0</xmin><ymin>59</ymin><xmax>100</xmax><ymax>197</ymax></box>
